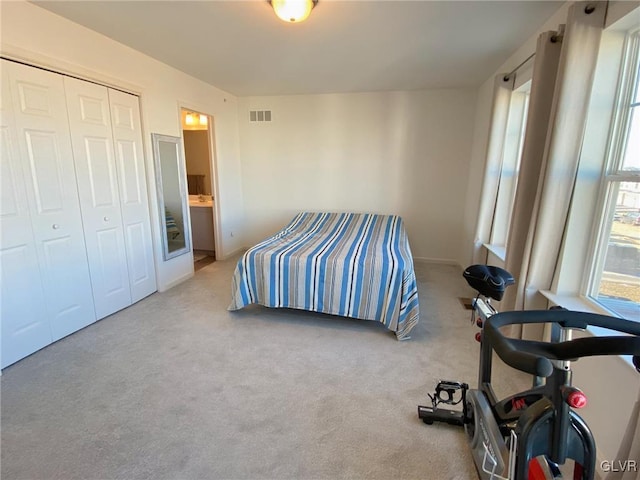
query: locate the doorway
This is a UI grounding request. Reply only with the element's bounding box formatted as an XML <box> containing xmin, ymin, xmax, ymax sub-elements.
<box><xmin>181</xmin><ymin>108</ymin><xmax>216</xmax><ymax>271</ymax></box>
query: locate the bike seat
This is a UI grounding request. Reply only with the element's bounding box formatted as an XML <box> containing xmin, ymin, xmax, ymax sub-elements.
<box><xmin>463</xmin><ymin>265</ymin><xmax>514</xmax><ymax>301</ymax></box>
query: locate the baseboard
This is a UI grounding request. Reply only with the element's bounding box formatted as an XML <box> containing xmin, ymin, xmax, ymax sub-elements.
<box><xmin>218</xmin><ymin>247</ymin><xmax>247</xmax><ymax>261</ymax></box>
<box><xmin>158</xmin><ymin>271</ymin><xmax>194</xmax><ymax>292</ymax></box>
<box><xmin>413</xmin><ymin>257</ymin><xmax>463</xmax><ymax>270</ymax></box>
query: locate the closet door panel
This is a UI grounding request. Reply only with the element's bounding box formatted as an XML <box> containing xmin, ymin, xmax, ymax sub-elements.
<box><xmin>0</xmin><ymin>245</ymin><xmax>51</xmax><ymax>367</ymax></box>
<box><xmin>64</xmin><ymin>77</ymin><xmax>132</xmax><ymax>320</ymax></box>
<box><xmin>41</xmin><ymin>235</ymin><xmax>96</xmax><ymax>338</ymax></box>
<box><xmin>5</xmin><ymin>60</ymin><xmax>96</xmax><ymax>342</ymax></box>
<box><xmin>25</xmin><ymin>131</ymin><xmax>67</xmax><ymax>211</ymax></box>
<box><xmin>109</xmin><ymin>89</ymin><xmax>157</xmax><ymax>302</ymax></box>
<box><xmin>0</xmin><ymin>65</ymin><xmax>52</xmax><ymax>368</ymax></box>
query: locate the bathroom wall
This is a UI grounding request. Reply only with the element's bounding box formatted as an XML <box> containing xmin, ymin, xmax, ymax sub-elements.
<box><xmin>184</xmin><ymin>130</ymin><xmax>212</xmax><ymax>196</ymax></box>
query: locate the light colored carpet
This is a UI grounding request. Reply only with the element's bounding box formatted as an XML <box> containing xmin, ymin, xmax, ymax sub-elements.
<box><xmin>1</xmin><ymin>256</ymin><xmax>528</xmax><ymax>480</ymax></box>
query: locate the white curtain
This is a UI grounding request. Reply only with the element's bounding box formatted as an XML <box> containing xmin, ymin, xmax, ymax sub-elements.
<box><xmin>471</xmin><ymin>74</ymin><xmax>515</xmax><ymax>264</ymax></box>
<box><xmin>502</xmin><ymin>30</ymin><xmax>563</xmax><ymax>315</ymax></box>
<box><xmin>503</xmin><ymin>1</ymin><xmax>606</xmax><ymax>340</ymax></box>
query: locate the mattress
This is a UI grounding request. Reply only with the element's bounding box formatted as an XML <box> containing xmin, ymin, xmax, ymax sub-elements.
<box><xmin>228</xmin><ymin>212</ymin><xmax>420</xmax><ymax>339</ymax></box>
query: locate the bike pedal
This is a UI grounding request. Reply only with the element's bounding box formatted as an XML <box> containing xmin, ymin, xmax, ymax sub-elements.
<box><xmin>418</xmin><ymin>405</ymin><xmax>465</xmax><ymax>427</ymax></box>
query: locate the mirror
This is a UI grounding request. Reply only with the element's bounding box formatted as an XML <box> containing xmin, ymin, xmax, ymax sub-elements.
<box><xmin>151</xmin><ymin>133</ymin><xmax>191</xmax><ymax>260</ymax></box>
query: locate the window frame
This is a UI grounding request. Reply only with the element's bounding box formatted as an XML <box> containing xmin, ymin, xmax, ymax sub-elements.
<box><xmin>584</xmin><ymin>29</ymin><xmax>640</xmax><ymax>319</ymax></box>
<box><xmin>486</xmin><ymin>79</ymin><xmax>532</xmax><ymax>261</ymax></box>
<box><xmin>488</xmin><ymin>81</ymin><xmax>531</xmax><ymax>250</ymax></box>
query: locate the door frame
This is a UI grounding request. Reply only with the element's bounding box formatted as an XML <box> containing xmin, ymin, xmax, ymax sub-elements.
<box><xmin>179</xmin><ymin>105</ymin><xmax>221</xmax><ymax>263</ymax></box>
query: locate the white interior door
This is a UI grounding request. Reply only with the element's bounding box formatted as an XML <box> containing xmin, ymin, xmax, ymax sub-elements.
<box><xmin>64</xmin><ymin>77</ymin><xmax>132</xmax><ymax>320</ymax></box>
<box><xmin>108</xmin><ymin>89</ymin><xmax>157</xmax><ymax>302</ymax></box>
<box><xmin>5</xmin><ymin>61</ymin><xmax>96</xmax><ymax>342</ymax></box>
<box><xmin>0</xmin><ymin>62</ymin><xmax>52</xmax><ymax>368</ymax></box>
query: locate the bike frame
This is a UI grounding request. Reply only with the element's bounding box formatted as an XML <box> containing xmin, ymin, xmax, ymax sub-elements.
<box><xmin>473</xmin><ymin>296</ymin><xmax>596</xmax><ymax>479</ymax></box>
<box><xmin>421</xmin><ymin>266</ymin><xmax>640</xmax><ymax>480</ymax></box>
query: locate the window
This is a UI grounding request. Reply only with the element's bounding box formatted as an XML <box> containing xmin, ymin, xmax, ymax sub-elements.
<box><xmin>588</xmin><ymin>31</ymin><xmax>640</xmax><ymax>320</ymax></box>
<box><xmin>488</xmin><ymin>81</ymin><xmax>531</xmax><ymax>256</ymax></box>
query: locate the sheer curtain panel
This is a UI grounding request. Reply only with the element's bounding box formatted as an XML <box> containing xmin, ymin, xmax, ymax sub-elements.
<box><xmin>472</xmin><ymin>75</ymin><xmax>515</xmax><ymax>264</ymax></box>
<box><xmin>502</xmin><ymin>30</ymin><xmax>563</xmax><ymax>313</ymax></box>
<box><xmin>504</xmin><ymin>2</ymin><xmax>606</xmax><ymax>340</ymax></box>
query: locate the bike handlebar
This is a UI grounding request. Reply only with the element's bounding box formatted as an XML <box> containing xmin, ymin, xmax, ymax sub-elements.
<box><xmin>484</xmin><ymin>310</ymin><xmax>640</xmax><ymax>378</ymax></box>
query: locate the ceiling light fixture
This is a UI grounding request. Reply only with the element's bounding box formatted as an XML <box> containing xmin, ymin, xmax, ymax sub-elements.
<box><xmin>270</xmin><ymin>0</ymin><xmax>317</xmax><ymax>23</ymax></box>
<box><xmin>182</xmin><ymin>111</ymin><xmax>208</xmax><ymax>130</ymax></box>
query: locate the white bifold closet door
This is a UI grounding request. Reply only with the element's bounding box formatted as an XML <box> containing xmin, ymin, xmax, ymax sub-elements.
<box><xmin>107</xmin><ymin>89</ymin><xmax>156</xmax><ymax>304</ymax></box>
<box><xmin>64</xmin><ymin>77</ymin><xmax>155</xmax><ymax>318</ymax></box>
<box><xmin>64</xmin><ymin>77</ymin><xmax>132</xmax><ymax>319</ymax></box>
<box><xmin>0</xmin><ymin>62</ymin><xmax>53</xmax><ymax>365</ymax></box>
<box><xmin>0</xmin><ymin>60</ymin><xmax>156</xmax><ymax>369</ymax></box>
<box><xmin>1</xmin><ymin>60</ymin><xmax>96</xmax><ymax>367</ymax></box>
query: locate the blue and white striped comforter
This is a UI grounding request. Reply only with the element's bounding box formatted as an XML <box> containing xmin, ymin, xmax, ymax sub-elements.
<box><xmin>229</xmin><ymin>212</ymin><xmax>420</xmax><ymax>339</ymax></box>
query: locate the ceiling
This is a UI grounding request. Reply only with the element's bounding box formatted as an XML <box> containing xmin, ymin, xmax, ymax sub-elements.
<box><xmin>32</xmin><ymin>0</ymin><xmax>564</xmax><ymax>97</ymax></box>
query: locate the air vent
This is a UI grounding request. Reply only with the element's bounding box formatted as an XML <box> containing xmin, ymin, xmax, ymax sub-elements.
<box><xmin>249</xmin><ymin>110</ymin><xmax>272</xmax><ymax>123</ymax></box>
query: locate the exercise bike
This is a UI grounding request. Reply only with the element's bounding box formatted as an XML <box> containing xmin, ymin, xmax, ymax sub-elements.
<box><xmin>418</xmin><ymin>265</ymin><xmax>640</xmax><ymax>480</ymax></box>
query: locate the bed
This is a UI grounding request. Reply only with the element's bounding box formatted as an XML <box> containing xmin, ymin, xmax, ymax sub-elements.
<box><xmin>228</xmin><ymin>212</ymin><xmax>420</xmax><ymax>339</ymax></box>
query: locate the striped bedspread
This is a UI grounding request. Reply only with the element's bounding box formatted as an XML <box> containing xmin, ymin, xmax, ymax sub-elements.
<box><xmin>229</xmin><ymin>212</ymin><xmax>420</xmax><ymax>339</ymax></box>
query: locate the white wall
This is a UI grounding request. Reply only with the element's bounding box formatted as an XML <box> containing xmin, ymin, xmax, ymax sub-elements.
<box><xmin>0</xmin><ymin>0</ymin><xmax>245</xmax><ymax>291</ymax></box>
<box><xmin>573</xmin><ymin>348</ymin><xmax>639</xmax><ymax>477</ymax></box>
<box><xmin>238</xmin><ymin>89</ymin><xmax>476</xmax><ymax>263</ymax></box>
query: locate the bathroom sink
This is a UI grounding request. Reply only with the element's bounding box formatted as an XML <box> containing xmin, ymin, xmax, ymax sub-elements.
<box><xmin>189</xmin><ymin>195</ymin><xmax>213</xmax><ymax>207</ymax></box>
